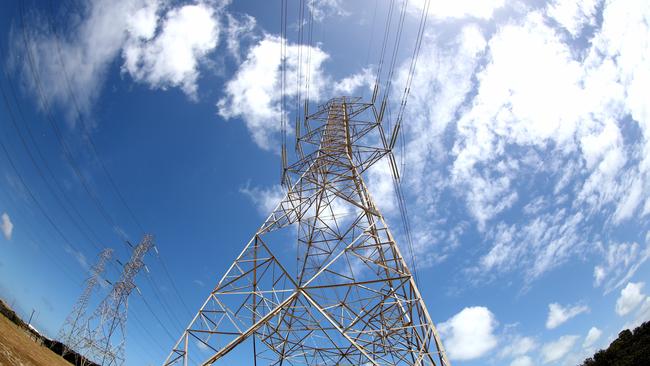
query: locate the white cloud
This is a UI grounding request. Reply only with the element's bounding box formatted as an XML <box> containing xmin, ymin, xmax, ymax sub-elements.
<box><xmin>626</xmin><ymin>297</ymin><xmax>650</xmax><ymax>330</ymax></box>
<box><xmin>546</xmin><ymin>302</ymin><xmax>589</xmax><ymax>329</ymax></box>
<box><xmin>477</xmin><ymin>210</ymin><xmax>586</xmax><ymax>283</ymax></box>
<box><xmin>399</xmin><ymin>25</ymin><xmax>486</xmax><ymax>194</ymax></box>
<box><xmin>15</xmin><ymin>0</ymin><xmax>225</xmax><ymax>117</ymax></box>
<box><xmin>615</xmin><ymin>282</ymin><xmax>645</xmax><ymax>316</ymax></box>
<box><xmin>410</xmin><ymin>0</ymin><xmax>505</xmax><ymax>20</ymax></box>
<box><xmin>123</xmin><ymin>2</ymin><xmax>221</xmax><ymax>98</ymax></box>
<box><xmin>196</xmin><ymin>340</ymin><xmax>209</xmax><ymax>351</ymax></box>
<box><xmin>307</xmin><ymin>0</ymin><xmax>349</xmax><ymax>22</ymax></box>
<box><xmin>366</xmin><ymin>158</ymin><xmax>397</xmax><ymax>215</ymax></box>
<box><xmin>499</xmin><ymin>335</ymin><xmax>536</xmax><ymax>359</ymax></box>
<box><xmin>510</xmin><ymin>356</ymin><xmax>534</xmax><ymax>366</ymax></box>
<box><xmin>224</xmin><ymin>13</ymin><xmax>257</xmax><ymax>62</ymax></box>
<box><xmin>125</xmin><ymin>0</ymin><xmax>159</xmax><ymax>39</ymax></box>
<box><xmin>1</xmin><ymin>213</ymin><xmax>13</xmax><ymax>240</ymax></box>
<box><xmin>438</xmin><ymin>306</ymin><xmax>498</xmax><ymax>361</ymax></box>
<box><xmin>452</xmin><ymin>12</ymin><xmax>586</xmax><ymax>224</ymax></box>
<box><xmin>437</xmin><ymin>0</ymin><xmax>650</xmax><ymax>286</ymax></box>
<box><xmin>380</xmin><ymin>24</ymin><xmax>485</xmax><ymax>269</ymax></box>
<box><xmin>587</xmin><ymin>0</ymin><xmax>650</xmax><ymax>219</ymax></box>
<box><xmin>14</xmin><ymin>0</ymin><xmax>148</xmax><ymax>117</ymax></box>
<box><xmin>541</xmin><ymin>335</ymin><xmax>579</xmax><ymax>364</ymax></box>
<box><xmin>546</xmin><ymin>0</ymin><xmax>600</xmax><ymax>37</ymax></box>
<box><xmin>240</xmin><ymin>183</ymin><xmax>286</xmax><ymax>215</ymax></box>
<box><xmin>193</xmin><ymin>279</ymin><xmax>205</xmax><ymax>287</ymax></box>
<box><xmin>217</xmin><ymin>34</ymin><xmax>330</xmax><ymax>151</ymax></box>
<box><xmin>583</xmin><ymin>327</ymin><xmax>602</xmax><ymax>348</ymax></box>
<box><xmin>333</xmin><ymin>67</ymin><xmax>374</xmax><ymax>96</ymax></box>
<box><xmin>64</xmin><ymin>245</ymin><xmax>89</xmax><ymax>271</ymax></box>
<box><xmin>217</xmin><ymin>34</ymin><xmax>375</xmax><ymax>152</ymax></box>
<box><xmin>593</xmin><ymin>239</ymin><xmax>650</xmax><ymax>292</ymax></box>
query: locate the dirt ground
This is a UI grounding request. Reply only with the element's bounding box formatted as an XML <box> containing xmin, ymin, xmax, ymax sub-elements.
<box><xmin>0</xmin><ymin>313</ymin><xmax>70</xmax><ymax>366</ymax></box>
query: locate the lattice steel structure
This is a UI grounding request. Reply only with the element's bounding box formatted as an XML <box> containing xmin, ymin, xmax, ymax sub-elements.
<box><xmin>81</xmin><ymin>235</ymin><xmax>154</xmax><ymax>366</ymax></box>
<box><xmin>58</xmin><ymin>248</ymin><xmax>113</xmax><ymax>357</ymax></box>
<box><xmin>164</xmin><ymin>97</ymin><xmax>449</xmax><ymax>365</ymax></box>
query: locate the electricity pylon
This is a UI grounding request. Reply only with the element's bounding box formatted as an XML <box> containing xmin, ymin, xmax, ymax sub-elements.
<box><xmin>58</xmin><ymin>248</ymin><xmax>113</xmax><ymax>357</ymax></box>
<box><xmin>81</xmin><ymin>235</ymin><xmax>154</xmax><ymax>366</ymax></box>
<box><xmin>164</xmin><ymin>97</ymin><xmax>449</xmax><ymax>365</ymax></box>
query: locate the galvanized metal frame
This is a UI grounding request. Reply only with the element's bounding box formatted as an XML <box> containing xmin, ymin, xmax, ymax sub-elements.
<box><xmin>164</xmin><ymin>98</ymin><xmax>449</xmax><ymax>366</ymax></box>
<box><xmin>81</xmin><ymin>235</ymin><xmax>154</xmax><ymax>366</ymax></box>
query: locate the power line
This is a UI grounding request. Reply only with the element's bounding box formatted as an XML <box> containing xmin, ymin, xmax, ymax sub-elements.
<box><xmin>143</xmin><ymin>270</ymin><xmax>185</xmax><ymax>333</ymax></box>
<box><xmin>25</xmin><ymin>0</ymin><xmax>193</xmax><ymax>325</ymax></box>
<box><xmin>46</xmin><ymin>0</ymin><xmax>145</xmax><ymax>236</ymax></box>
<box><xmin>137</xmin><ymin>289</ymin><xmax>178</xmax><ymax>343</ymax></box>
<box><xmin>46</xmin><ymin>0</ymin><xmax>194</xmax><ymax>317</ymax></box>
<box><xmin>18</xmin><ymin>0</ymin><xmax>126</xmax><ymax>241</ymax></box>
<box><xmin>0</xmin><ymin>45</ymin><xmax>106</xmax><ymax>253</ymax></box>
<box><xmin>386</xmin><ymin>0</ymin><xmax>431</xmax><ymax>287</ymax></box>
<box><xmin>0</xmin><ymin>84</ymin><xmax>89</xmax><ymax>268</ymax></box>
<box><xmin>371</xmin><ymin>0</ymin><xmax>396</xmax><ymax>104</ymax></box>
<box><xmin>0</xmin><ymin>183</ymin><xmax>85</xmax><ymax>288</ymax></box>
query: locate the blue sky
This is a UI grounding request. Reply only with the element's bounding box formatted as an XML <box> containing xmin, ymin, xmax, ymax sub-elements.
<box><xmin>0</xmin><ymin>0</ymin><xmax>649</xmax><ymax>365</ymax></box>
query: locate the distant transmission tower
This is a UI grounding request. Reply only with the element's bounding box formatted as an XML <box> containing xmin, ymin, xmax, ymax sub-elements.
<box><xmin>58</xmin><ymin>248</ymin><xmax>113</xmax><ymax>357</ymax></box>
<box><xmin>164</xmin><ymin>98</ymin><xmax>450</xmax><ymax>365</ymax></box>
<box><xmin>82</xmin><ymin>235</ymin><xmax>154</xmax><ymax>366</ymax></box>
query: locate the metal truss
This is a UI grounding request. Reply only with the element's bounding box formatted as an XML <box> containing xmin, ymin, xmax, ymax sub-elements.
<box><xmin>164</xmin><ymin>97</ymin><xmax>450</xmax><ymax>366</ymax></box>
<box><xmin>58</xmin><ymin>248</ymin><xmax>113</xmax><ymax>357</ymax></box>
<box><xmin>81</xmin><ymin>235</ymin><xmax>154</xmax><ymax>366</ymax></box>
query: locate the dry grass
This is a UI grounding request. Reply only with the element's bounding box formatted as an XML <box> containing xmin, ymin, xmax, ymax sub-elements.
<box><xmin>0</xmin><ymin>313</ymin><xmax>70</xmax><ymax>366</ymax></box>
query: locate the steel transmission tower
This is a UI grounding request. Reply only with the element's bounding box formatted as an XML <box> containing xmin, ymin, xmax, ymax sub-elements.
<box><xmin>58</xmin><ymin>248</ymin><xmax>113</xmax><ymax>357</ymax></box>
<box><xmin>81</xmin><ymin>235</ymin><xmax>154</xmax><ymax>366</ymax></box>
<box><xmin>164</xmin><ymin>98</ymin><xmax>449</xmax><ymax>366</ymax></box>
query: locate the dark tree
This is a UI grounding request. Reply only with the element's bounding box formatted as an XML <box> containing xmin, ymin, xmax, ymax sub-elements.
<box><xmin>580</xmin><ymin>321</ymin><xmax>650</xmax><ymax>366</ymax></box>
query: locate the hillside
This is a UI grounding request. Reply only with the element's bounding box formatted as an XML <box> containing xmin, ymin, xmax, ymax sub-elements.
<box><xmin>580</xmin><ymin>321</ymin><xmax>650</xmax><ymax>365</ymax></box>
<box><xmin>0</xmin><ymin>309</ymin><xmax>70</xmax><ymax>366</ymax></box>
<box><xmin>0</xmin><ymin>299</ymin><xmax>98</xmax><ymax>366</ymax></box>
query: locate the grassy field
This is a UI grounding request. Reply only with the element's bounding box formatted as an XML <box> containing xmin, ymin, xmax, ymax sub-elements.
<box><xmin>0</xmin><ymin>313</ymin><xmax>70</xmax><ymax>366</ymax></box>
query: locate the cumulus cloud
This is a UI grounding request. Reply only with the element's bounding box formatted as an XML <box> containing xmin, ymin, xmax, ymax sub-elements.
<box><xmin>499</xmin><ymin>335</ymin><xmax>536</xmax><ymax>359</ymax></box>
<box><xmin>432</xmin><ymin>0</ymin><xmax>650</xmax><ymax>286</ymax></box>
<box><xmin>476</xmin><ymin>210</ymin><xmax>586</xmax><ymax>283</ymax></box>
<box><xmin>14</xmin><ymin>0</ymin><xmax>142</xmax><ymax>117</ymax></box>
<box><xmin>438</xmin><ymin>306</ymin><xmax>498</xmax><ymax>361</ymax></box>
<box><xmin>64</xmin><ymin>245</ymin><xmax>89</xmax><ymax>270</ymax></box>
<box><xmin>615</xmin><ymin>282</ymin><xmax>646</xmax><ymax>316</ymax></box>
<box><xmin>14</xmin><ymin>0</ymin><xmax>225</xmax><ymax>117</ymax></box>
<box><xmin>122</xmin><ymin>2</ymin><xmax>221</xmax><ymax>98</ymax></box>
<box><xmin>307</xmin><ymin>0</ymin><xmax>349</xmax><ymax>22</ymax></box>
<box><xmin>546</xmin><ymin>0</ymin><xmax>600</xmax><ymax>37</ymax></box>
<box><xmin>240</xmin><ymin>183</ymin><xmax>286</xmax><ymax>215</ymax></box>
<box><xmin>593</xmin><ymin>239</ymin><xmax>650</xmax><ymax>293</ymax></box>
<box><xmin>217</xmin><ymin>34</ymin><xmax>374</xmax><ymax>151</ymax></box>
<box><xmin>410</xmin><ymin>0</ymin><xmax>505</xmax><ymax>20</ymax></box>
<box><xmin>398</xmin><ymin>24</ymin><xmax>486</xmax><ymax>193</ymax></box>
<box><xmin>583</xmin><ymin>327</ymin><xmax>602</xmax><ymax>348</ymax></box>
<box><xmin>333</xmin><ymin>67</ymin><xmax>374</xmax><ymax>96</ymax></box>
<box><xmin>510</xmin><ymin>356</ymin><xmax>534</xmax><ymax>366</ymax></box>
<box><xmin>1</xmin><ymin>213</ymin><xmax>13</xmax><ymax>240</ymax></box>
<box><xmin>375</xmin><ymin>24</ymin><xmax>485</xmax><ymax>269</ymax></box>
<box><xmin>541</xmin><ymin>335</ymin><xmax>579</xmax><ymax>364</ymax></box>
<box><xmin>452</xmin><ymin>12</ymin><xmax>587</xmax><ymax>224</ymax></box>
<box><xmin>546</xmin><ymin>302</ymin><xmax>589</xmax><ymax>329</ymax></box>
<box><xmin>626</xmin><ymin>297</ymin><xmax>650</xmax><ymax>330</ymax></box>
<box><xmin>224</xmin><ymin>13</ymin><xmax>257</xmax><ymax>62</ymax></box>
<box><xmin>365</xmin><ymin>158</ymin><xmax>398</xmax><ymax>215</ymax></box>
<box><xmin>217</xmin><ymin>34</ymin><xmax>330</xmax><ymax>151</ymax></box>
